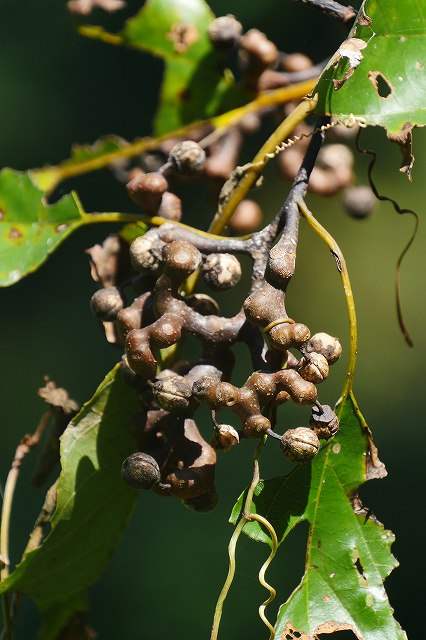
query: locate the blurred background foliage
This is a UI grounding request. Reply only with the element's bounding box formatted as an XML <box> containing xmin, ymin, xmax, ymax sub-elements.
<box><xmin>0</xmin><ymin>0</ymin><xmax>424</xmax><ymax>638</ymax></box>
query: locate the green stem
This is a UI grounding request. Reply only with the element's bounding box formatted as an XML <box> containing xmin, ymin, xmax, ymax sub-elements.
<box><xmin>30</xmin><ymin>80</ymin><xmax>317</xmax><ymax>195</ymax></box>
<box><xmin>297</xmin><ymin>199</ymin><xmax>357</xmax><ymax>401</ymax></box>
<box><xmin>209</xmin><ymin>98</ymin><xmax>318</xmax><ymax>236</ymax></box>
<box><xmin>210</xmin><ymin>438</ymin><xmax>268</xmax><ymax>640</ymax></box>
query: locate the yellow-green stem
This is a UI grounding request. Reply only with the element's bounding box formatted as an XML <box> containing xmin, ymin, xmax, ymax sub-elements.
<box><xmin>297</xmin><ymin>199</ymin><xmax>357</xmax><ymax>400</ymax></box>
<box><xmin>208</xmin><ymin>97</ymin><xmax>317</xmax><ymax>236</ymax></box>
<box><xmin>30</xmin><ymin>80</ymin><xmax>317</xmax><ymax>194</ymax></box>
<box><xmin>210</xmin><ymin>437</ymin><xmax>269</xmax><ymax>640</ymax></box>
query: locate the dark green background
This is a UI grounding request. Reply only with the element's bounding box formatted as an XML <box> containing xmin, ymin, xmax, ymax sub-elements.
<box><xmin>1</xmin><ymin>1</ymin><xmax>424</xmax><ymax>638</ymax></box>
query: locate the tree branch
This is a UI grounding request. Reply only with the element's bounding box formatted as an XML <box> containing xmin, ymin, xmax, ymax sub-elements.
<box><xmin>294</xmin><ymin>0</ymin><xmax>356</xmax><ymax>24</ymax></box>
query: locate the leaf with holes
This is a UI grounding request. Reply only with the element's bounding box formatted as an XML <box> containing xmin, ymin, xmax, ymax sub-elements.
<box><xmin>0</xmin><ymin>366</ymin><xmax>139</xmax><ymax>638</ymax></box>
<box><xmin>315</xmin><ymin>0</ymin><xmax>426</xmax><ymax>135</ymax></box>
<box><xmin>79</xmin><ymin>0</ymin><xmax>248</xmax><ymax>135</ymax></box>
<box><xmin>230</xmin><ymin>393</ymin><xmax>406</xmax><ymax>640</ymax></box>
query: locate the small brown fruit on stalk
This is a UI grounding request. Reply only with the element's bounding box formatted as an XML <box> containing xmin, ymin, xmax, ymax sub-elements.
<box><xmin>281</xmin><ymin>52</ymin><xmax>313</xmax><ymax>72</ymax></box>
<box><xmin>121</xmin><ymin>452</ymin><xmax>160</xmax><ymax>489</ymax></box>
<box><xmin>208</xmin><ymin>15</ymin><xmax>242</xmax><ymax>48</ymax></box>
<box><xmin>130</xmin><ymin>235</ymin><xmax>165</xmax><ymax>274</ymax></box>
<box><xmin>212</xmin><ymin>424</ymin><xmax>240</xmax><ymax>451</ymax></box>
<box><xmin>297</xmin><ymin>352</ymin><xmax>329</xmax><ymax>384</ymax></box>
<box><xmin>240</xmin><ymin>29</ymin><xmax>279</xmax><ymax>68</ymax></box>
<box><xmin>126</xmin><ymin>172</ymin><xmax>168</xmax><ymax>212</ymax></box>
<box><xmin>90</xmin><ymin>286</ymin><xmax>124</xmax><ymax>321</ymax></box>
<box><xmin>280</xmin><ymin>427</ymin><xmax>319</xmax><ymax>464</ymax></box>
<box><xmin>342</xmin><ymin>185</ymin><xmax>377</xmax><ymax>219</ymax></box>
<box><xmin>167</xmin><ymin>141</ymin><xmax>206</xmax><ymax>175</ymax></box>
<box><xmin>158</xmin><ymin>191</ymin><xmax>182</xmax><ymax>221</ymax></box>
<box><xmin>310</xmin><ymin>404</ymin><xmax>339</xmax><ymax>440</ymax></box>
<box><xmin>229</xmin><ymin>199</ymin><xmax>263</xmax><ymax>234</ymax></box>
<box><xmin>305</xmin><ymin>332</ymin><xmax>342</xmax><ymax>364</ymax></box>
<box><xmin>163</xmin><ymin>240</ymin><xmax>202</xmax><ymax>277</ymax></box>
<box><xmin>151</xmin><ymin>376</ymin><xmax>192</xmax><ymax>412</ymax></box>
<box><xmin>202</xmin><ymin>253</ymin><xmax>242</xmax><ymax>290</ymax></box>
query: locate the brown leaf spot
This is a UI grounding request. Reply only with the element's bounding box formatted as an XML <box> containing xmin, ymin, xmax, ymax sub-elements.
<box><xmin>399</xmin><ymin>36</ymin><xmax>407</xmax><ymax>42</ymax></box>
<box><xmin>323</xmin><ymin>595</ymin><xmax>331</xmax><ymax>603</ymax></box>
<box><xmin>367</xmin><ymin>70</ymin><xmax>394</xmax><ymax>98</ymax></box>
<box><xmin>0</xmin><ymin>210</ymin><xmax>4</xmax><ymax>220</ymax></box>
<box><xmin>416</xmin><ymin>61</ymin><xmax>424</xmax><ymax>71</ymax></box>
<box><xmin>167</xmin><ymin>23</ymin><xmax>199</xmax><ymax>53</ymax></box>
<box><xmin>332</xmin><ymin>442</ymin><xmax>341</xmax><ymax>454</ymax></box>
<box><xmin>9</xmin><ymin>227</ymin><xmax>22</xmax><ymax>239</ymax></box>
<box><xmin>364</xmin><ymin>424</ymin><xmax>387</xmax><ymax>479</ymax></box>
<box><xmin>55</xmin><ymin>223</ymin><xmax>69</xmax><ymax>233</ymax></box>
<box><xmin>358</xmin><ymin>8</ymin><xmax>372</xmax><ymax>27</ymax></box>
<box><xmin>388</xmin><ymin>122</ymin><xmax>415</xmax><ymax>180</ymax></box>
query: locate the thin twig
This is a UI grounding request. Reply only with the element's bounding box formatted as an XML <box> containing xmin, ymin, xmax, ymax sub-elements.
<box><xmin>0</xmin><ymin>410</ymin><xmax>53</xmax><ymax>640</ymax></box>
<box><xmin>293</xmin><ymin>0</ymin><xmax>356</xmax><ymax>24</ymax></box>
<box><xmin>30</xmin><ymin>79</ymin><xmax>318</xmax><ymax>195</ymax></box>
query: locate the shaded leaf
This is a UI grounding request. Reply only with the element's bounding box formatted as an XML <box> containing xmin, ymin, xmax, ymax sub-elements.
<box><xmin>0</xmin><ymin>366</ymin><xmax>140</xmax><ymax>639</ymax></box>
<box><xmin>315</xmin><ymin>0</ymin><xmax>426</xmax><ymax>133</ymax></box>
<box><xmin>30</xmin><ymin>136</ymin><xmax>128</xmax><ymax>193</ymax></box>
<box><xmin>80</xmin><ymin>0</ymin><xmax>248</xmax><ymax>134</ymax></box>
<box><xmin>230</xmin><ymin>394</ymin><xmax>406</xmax><ymax>639</ymax></box>
<box><xmin>0</xmin><ymin>169</ymin><xmax>86</xmax><ymax>286</ymax></box>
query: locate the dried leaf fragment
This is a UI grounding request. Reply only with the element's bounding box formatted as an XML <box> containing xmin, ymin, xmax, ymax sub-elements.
<box><xmin>86</xmin><ymin>235</ymin><xmax>131</xmax><ymax>287</ymax></box>
<box><xmin>333</xmin><ymin>38</ymin><xmax>367</xmax><ymax>90</ymax></box>
<box><xmin>388</xmin><ymin>122</ymin><xmax>415</xmax><ymax>180</ymax></box>
<box><xmin>38</xmin><ymin>378</ymin><xmax>79</xmax><ymax>415</ymax></box>
<box><xmin>67</xmin><ymin>0</ymin><xmax>125</xmax><ymax>15</ymax></box>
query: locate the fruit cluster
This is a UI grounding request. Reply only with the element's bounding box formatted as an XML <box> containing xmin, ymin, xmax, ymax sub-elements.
<box><xmin>90</xmin><ymin>132</ymin><xmax>344</xmax><ymax>510</ymax></box>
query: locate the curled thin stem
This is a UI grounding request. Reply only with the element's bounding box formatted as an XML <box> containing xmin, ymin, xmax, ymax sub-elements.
<box><xmin>248</xmin><ymin>513</ymin><xmax>278</xmax><ymax>638</ymax></box>
<box><xmin>210</xmin><ymin>438</ymin><xmax>266</xmax><ymax>640</ymax></box>
<box><xmin>297</xmin><ymin>199</ymin><xmax>357</xmax><ymax>400</ymax></box>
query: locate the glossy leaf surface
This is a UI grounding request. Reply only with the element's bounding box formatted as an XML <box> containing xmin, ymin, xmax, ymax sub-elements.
<box><xmin>231</xmin><ymin>394</ymin><xmax>406</xmax><ymax>639</ymax></box>
<box><xmin>315</xmin><ymin>0</ymin><xmax>426</xmax><ymax>133</ymax></box>
<box><xmin>0</xmin><ymin>169</ymin><xmax>86</xmax><ymax>286</ymax></box>
<box><xmin>0</xmin><ymin>367</ymin><xmax>139</xmax><ymax>638</ymax></box>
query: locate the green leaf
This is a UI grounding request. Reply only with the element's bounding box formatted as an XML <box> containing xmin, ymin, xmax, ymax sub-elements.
<box><xmin>80</xmin><ymin>0</ymin><xmax>248</xmax><ymax>135</ymax></box>
<box><xmin>230</xmin><ymin>394</ymin><xmax>406</xmax><ymax>639</ymax></box>
<box><xmin>30</xmin><ymin>135</ymin><xmax>127</xmax><ymax>193</ymax></box>
<box><xmin>315</xmin><ymin>0</ymin><xmax>426</xmax><ymax>133</ymax></box>
<box><xmin>0</xmin><ymin>169</ymin><xmax>87</xmax><ymax>286</ymax></box>
<box><xmin>0</xmin><ymin>366</ymin><xmax>140</xmax><ymax>639</ymax></box>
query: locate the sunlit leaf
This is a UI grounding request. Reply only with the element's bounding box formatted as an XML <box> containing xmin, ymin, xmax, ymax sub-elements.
<box><xmin>0</xmin><ymin>169</ymin><xmax>87</xmax><ymax>286</ymax></box>
<box><xmin>231</xmin><ymin>394</ymin><xmax>406</xmax><ymax>640</ymax></box>
<box><xmin>0</xmin><ymin>366</ymin><xmax>139</xmax><ymax>639</ymax></box>
<box><xmin>80</xmin><ymin>0</ymin><xmax>248</xmax><ymax>134</ymax></box>
<box><xmin>315</xmin><ymin>0</ymin><xmax>426</xmax><ymax>133</ymax></box>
